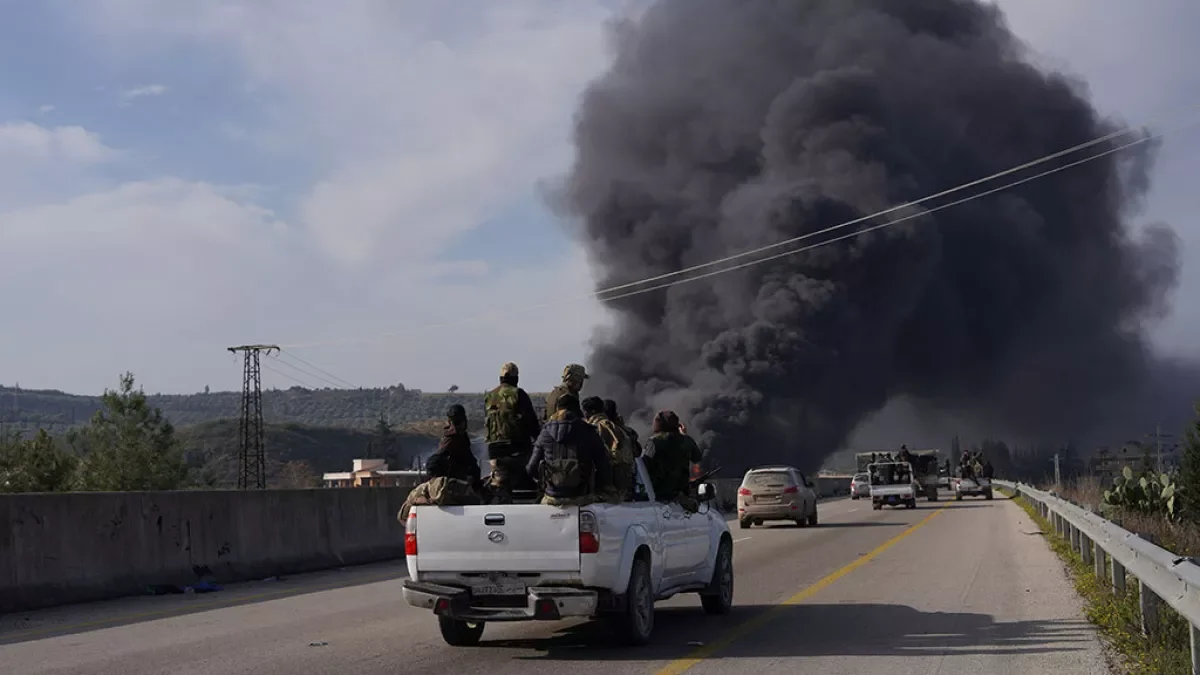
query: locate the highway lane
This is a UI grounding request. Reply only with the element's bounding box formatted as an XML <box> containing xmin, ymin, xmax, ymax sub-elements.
<box><xmin>0</xmin><ymin>494</ymin><xmax>1109</xmax><ymax>675</ymax></box>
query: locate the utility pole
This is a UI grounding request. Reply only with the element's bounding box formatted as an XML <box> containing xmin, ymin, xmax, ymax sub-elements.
<box><xmin>228</xmin><ymin>344</ymin><xmax>278</xmax><ymax>490</ymax></box>
<box><xmin>1053</xmin><ymin>452</ymin><xmax>1062</xmax><ymax>491</ymax></box>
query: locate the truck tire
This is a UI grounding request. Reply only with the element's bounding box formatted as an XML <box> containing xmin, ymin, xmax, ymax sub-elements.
<box><xmin>872</xmin><ymin>503</ymin><xmax>882</xmax><ymax>511</ymax></box>
<box><xmin>807</xmin><ymin>505</ymin><xmax>819</xmax><ymax>527</ymax></box>
<box><xmin>907</xmin><ymin>499</ymin><xmax>916</xmax><ymax>509</ymax></box>
<box><xmin>738</xmin><ymin>517</ymin><xmax>752</xmax><ymax>529</ymax></box>
<box><xmin>700</xmin><ymin>539</ymin><xmax>734</xmax><ymax>615</ymax></box>
<box><xmin>617</xmin><ymin>557</ymin><xmax>655</xmax><ymax>645</ymax></box>
<box><xmin>984</xmin><ymin>490</ymin><xmax>994</xmax><ymax>500</ymax></box>
<box><xmin>955</xmin><ymin>493</ymin><xmax>963</xmax><ymax>501</ymax></box>
<box><xmin>438</xmin><ymin>617</ymin><xmax>485</xmax><ymax>646</ymax></box>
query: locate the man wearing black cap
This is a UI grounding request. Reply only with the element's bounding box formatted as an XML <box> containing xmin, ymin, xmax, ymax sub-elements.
<box><xmin>527</xmin><ymin>392</ymin><xmax>613</xmax><ymax>506</ymax></box>
<box><xmin>642</xmin><ymin>410</ymin><xmax>703</xmax><ymax>511</ymax></box>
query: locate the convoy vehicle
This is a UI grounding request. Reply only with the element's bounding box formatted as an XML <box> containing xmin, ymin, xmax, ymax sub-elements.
<box><xmin>869</xmin><ymin>461</ymin><xmax>918</xmax><ymax>510</ymax></box>
<box><xmin>856</xmin><ymin>449</ymin><xmax>940</xmax><ymax>501</ymax></box>
<box><xmin>954</xmin><ymin>475</ymin><xmax>993</xmax><ymax>500</ymax></box>
<box><xmin>851</xmin><ymin>473</ymin><xmax>870</xmax><ymax>500</ymax></box>
<box><xmin>907</xmin><ymin>449</ymin><xmax>941</xmax><ymax>501</ymax></box>
<box><xmin>402</xmin><ymin>458</ymin><xmax>734</xmax><ymax>647</ymax></box>
<box><xmin>736</xmin><ymin>465</ymin><xmax>819</xmax><ymax>529</ymax></box>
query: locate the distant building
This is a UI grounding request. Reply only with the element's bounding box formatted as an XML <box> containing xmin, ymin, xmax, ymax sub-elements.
<box><xmin>1088</xmin><ymin>442</ymin><xmax>1182</xmax><ymax>481</ymax></box>
<box><xmin>322</xmin><ymin>459</ymin><xmax>423</xmax><ymax>488</ymax></box>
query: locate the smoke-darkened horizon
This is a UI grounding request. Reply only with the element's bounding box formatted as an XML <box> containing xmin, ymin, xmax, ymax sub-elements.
<box><xmin>557</xmin><ymin>0</ymin><xmax>1193</xmax><ymax>473</ymax></box>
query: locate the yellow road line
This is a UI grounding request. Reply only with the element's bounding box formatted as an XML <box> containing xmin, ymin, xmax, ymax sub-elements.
<box><xmin>655</xmin><ymin>505</ymin><xmax>948</xmax><ymax>675</ymax></box>
<box><xmin>1</xmin><ymin>569</ymin><xmax>406</xmax><ymax>643</ymax></box>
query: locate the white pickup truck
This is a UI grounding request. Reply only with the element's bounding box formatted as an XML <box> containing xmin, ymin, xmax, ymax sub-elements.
<box><xmin>954</xmin><ymin>476</ymin><xmax>993</xmax><ymax>500</ymax></box>
<box><xmin>868</xmin><ymin>461</ymin><xmax>918</xmax><ymax>510</ymax></box>
<box><xmin>402</xmin><ymin>458</ymin><xmax>734</xmax><ymax>647</ymax></box>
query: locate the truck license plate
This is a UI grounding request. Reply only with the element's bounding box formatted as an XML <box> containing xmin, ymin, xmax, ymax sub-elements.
<box><xmin>475</xmin><ymin>582</ymin><xmax>525</xmax><ymax>596</ymax></box>
<box><xmin>475</xmin><ymin>575</ymin><xmax>525</xmax><ymax>596</ymax></box>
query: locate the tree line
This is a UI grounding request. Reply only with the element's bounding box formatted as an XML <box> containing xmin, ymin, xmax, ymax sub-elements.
<box><xmin>0</xmin><ymin>383</ymin><xmax>550</xmax><ymax>431</ymax></box>
<box><xmin>0</xmin><ymin>373</ymin><xmax>188</xmax><ymax>493</ymax></box>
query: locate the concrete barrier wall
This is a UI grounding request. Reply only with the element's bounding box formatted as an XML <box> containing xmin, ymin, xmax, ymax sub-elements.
<box><xmin>0</xmin><ymin>487</ymin><xmax>409</xmax><ymax>614</ymax></box>
<box><xmin>1</xmin><ymin>474</ymin><xmax>852</xmax><ymax>614</ymax></box>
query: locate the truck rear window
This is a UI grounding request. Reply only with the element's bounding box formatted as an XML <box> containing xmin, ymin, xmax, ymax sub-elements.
<box><xmin>746</xmin><ymin>471</ymin><xmax>792</xmax><ymax>486</ymax></box>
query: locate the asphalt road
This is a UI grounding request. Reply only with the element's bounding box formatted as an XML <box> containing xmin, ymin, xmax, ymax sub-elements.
<box><xmin>1</xmin><ymin>493</ymin><xmax>1110</xmax><ymax>675</ymax></box>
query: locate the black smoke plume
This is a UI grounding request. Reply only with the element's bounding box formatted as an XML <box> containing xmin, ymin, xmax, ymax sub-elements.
<box><xmin>558</xmin><ymin>0</ymin><xmax>1192</xmax><ymax>473</ymax></box>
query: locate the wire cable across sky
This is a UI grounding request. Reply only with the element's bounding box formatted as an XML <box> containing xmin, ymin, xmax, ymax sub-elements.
<box><xmin>278</xmin><ymin>104</ymin><xmax>1200</xmax><ymax>352</ymax></box>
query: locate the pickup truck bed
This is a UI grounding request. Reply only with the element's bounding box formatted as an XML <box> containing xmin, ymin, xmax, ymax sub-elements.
<box><xmin>954</xmin><ymin>477</ymin><xmax>993</xmax><ymax>500</ymax></box>
<box><xmin>402</xmin><ymin>459</ymin><xmax>735</xmax><ymax>647</ymax></box>
<box><xmin>871</xmin><ymin>484</ymin><xmax>917</xmax><ymax>510</ymax></box>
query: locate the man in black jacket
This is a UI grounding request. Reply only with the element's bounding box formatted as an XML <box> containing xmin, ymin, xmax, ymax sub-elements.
<box><xmin>527</xmin><ymin>393</ymin><xmax>614</xmax><ymax>506</ymax></box>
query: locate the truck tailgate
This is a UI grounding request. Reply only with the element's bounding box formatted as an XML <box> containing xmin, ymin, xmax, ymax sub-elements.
<box><xmin>414</xmin><ymin>505</ymin><xmax>580</xmax><ymax>573</ymax></box>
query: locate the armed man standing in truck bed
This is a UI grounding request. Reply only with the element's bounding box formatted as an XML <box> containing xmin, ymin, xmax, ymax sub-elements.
<box><xmin>484</xmin><ymin>362</ymin><xmax>541</xmax><ymax>504</ymax></box>
<box><xmin>544</xmin><ymin>364</ymin><xmax>588</xmax><ymax>422</ymax></box>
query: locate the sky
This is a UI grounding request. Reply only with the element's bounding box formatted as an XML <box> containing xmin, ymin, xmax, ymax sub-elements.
<box><xmin>0</xmin><ymin>0</ymin><xmax>1196</xmax><ymax>396</ymax></box>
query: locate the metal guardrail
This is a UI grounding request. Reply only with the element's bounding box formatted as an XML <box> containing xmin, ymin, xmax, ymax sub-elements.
<box><xmin>996</xmin><ymin>480</ymin><xmax>1200</xmax><ymax>673</ymax></box>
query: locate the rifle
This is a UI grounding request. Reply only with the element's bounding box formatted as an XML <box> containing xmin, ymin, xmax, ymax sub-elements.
<box><xmin>690</xmin><ymin>465</ymin><xmax>722</xmax><ymax>486</ymax></box>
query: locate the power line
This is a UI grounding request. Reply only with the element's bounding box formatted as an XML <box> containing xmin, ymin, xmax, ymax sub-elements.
<box><xmin>267</xmin><ymin>353</ymin><xmax>348</xmax><ymax>389</ymax></box>
<box><xmin>279</xmin><ymin>105</ymin><xmax>1200</xmax><ymax>351</ymax></box>
<box><xmin>277</xmin><ymin>350</ymin><xmax>358</xmax><ymax>388</ymax></box>
<box><xmin>261</xmin><ymin>361</ymin><xmax>318</xmax><ymax>389</ymax></box>
<box><xmin>592</xmin><ymin>129</ymin><xmax>1169</xmax><ymax>304</ymax></box>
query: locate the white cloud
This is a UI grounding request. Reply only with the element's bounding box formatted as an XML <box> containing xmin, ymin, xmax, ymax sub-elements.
<box><xmin>38</xmin><ymin>104</ymin><xmax>56</xmax><ymax>113</ymax></box>
<box><xmin>118</xmin><ymin>83</ymin><xmax>167</xmax><ymax>104</ymax></box>
<box><xmin>67</xmin><ymin>1</ymin><xmax>612</xmax><ymax>268</ymax></box>
<box><xmin>0</xmin><ymin>121</ymin><xmax>116</xmax><ymax>165</ymax></box>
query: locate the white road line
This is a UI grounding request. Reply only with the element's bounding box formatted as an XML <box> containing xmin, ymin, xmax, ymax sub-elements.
<box><xmin>733</xmin><ymin>536</ymin><xmax>753</xmax><ymax>543</ymax></box>
<box><xmin>847</xmin><ymin>508</ymin><xmax>860</xmax><ymax>513</ymax></box>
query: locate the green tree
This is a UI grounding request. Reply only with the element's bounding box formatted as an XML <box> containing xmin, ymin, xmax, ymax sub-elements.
<box><xmin>69</xmin><ymin>372</ymin><xmax>188</xmax><ymax>491</ymax></box>
<box><xmin>0</xmin><ymin>429</ymin><xmax>78</xmax><ymax>493</ymax></box>
<box><xmin>1180</xmin><ymin>403</ymin><xmax>1200</xmax><ymax>517</ymax></box>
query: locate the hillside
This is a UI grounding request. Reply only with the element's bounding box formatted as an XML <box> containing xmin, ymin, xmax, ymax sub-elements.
<box><xmin>179</xmin><ymin>419</ymin><xmax>441</xmax><ymax>487</ymax></box>
<box><xmin>0</xmin><ymin>385</ymin><xmax>550</xmax><ymax>431</ymax></box>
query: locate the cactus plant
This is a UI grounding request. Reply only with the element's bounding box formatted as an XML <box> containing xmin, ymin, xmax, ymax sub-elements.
<box><xmin>1102</xmin><ymin>465</ymin><xmax>1181</xmax><ymax>519</ymax></box>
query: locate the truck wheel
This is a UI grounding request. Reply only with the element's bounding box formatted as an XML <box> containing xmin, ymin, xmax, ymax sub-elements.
<box><xmin>907</xmin><ymin>500</ymin><xmax>916</xmax><ymax>509</ymax></box>
<box><xmin>807</xmin><ymin>506</ymin><xmax>818</xmax><ymax>527</ymax></box>
<box><xmin>618</xmin><ymin>557</ymin><xmax>655</xmax><ymax>645</ymax></box>
<box><xmin>872</xmin><ymin>503</ymin><xmax>882</xmax><ymax>511</ymax></box>
<box><xmin>984</xmin><ymin>490</ymin><xmax>994</xmax><ymax>500</ymax></box>
<box><xmin>955</xmin><ymin>493</ymin><xmax>963</xmax><ymax>502</ymax></box>
<box><xmin>438</xmin><ymin>617</ymin><xmax>485</xmax><ymax>646</ymax></box>
<box><xmin>700</xmin><ymin>539</ymin><xmax>733</xmax><ymax>615</ymax></box>
<box><xmin>738</xmin><ymin>517</ymin><xmax>752</xmax><ymax>529</ymax></box>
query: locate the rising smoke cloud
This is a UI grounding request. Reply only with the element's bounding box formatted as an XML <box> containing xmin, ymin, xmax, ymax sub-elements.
<box><xmin>558</xmin><ymin>0</ymin><xmax>1190</xmax><ymax>473</ymax></box>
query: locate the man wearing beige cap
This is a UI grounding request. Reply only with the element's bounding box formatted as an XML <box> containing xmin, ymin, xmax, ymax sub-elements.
<box><xmin>544</xmin><ymin>364</ymin><xmax>588</xmax><ymax>423</ymax></box>
<box><xmin>484</xmin><ymin>362</ymin><xmax>541</xmax><ymax>503</ymax></box>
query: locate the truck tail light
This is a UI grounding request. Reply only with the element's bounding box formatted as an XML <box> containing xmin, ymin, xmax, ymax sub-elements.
<box><xmin>737</xmin><ymin>488</ymin><xmax>752</xmax><ymax>496</ymax></box>
<box><xmin>579</xmin><ymin>511</ymin><xmax>599</xmax><ymax>554</ymax></box>
<box><xmin>783</xmin><ymin>486</ymin><xmax>799</xmax><ymax>494</ymax></box>
<box><xmin>404</xmin><ymin>510</ymin><xmax>417</xmax><ymax>555</ymax></box>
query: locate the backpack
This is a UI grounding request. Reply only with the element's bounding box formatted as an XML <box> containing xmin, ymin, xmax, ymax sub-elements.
<box><xmin>426</xmin><ymin>476</ymin><xmax>479</xmax><ymax>505</ymax></box>
<box><xmin>542</xmin><ymin>439</ymin><xmax>586</xmax><ymax>493</ymax></box>
<box><xmin>595</xmin><ymin>417</ymin><xmax>635</xmax><ymax>466</ymax></box>
<box><xmin>485</xmin><ymin>384</ymin><xmax>524</xmax><ymax>445</ymax></box>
